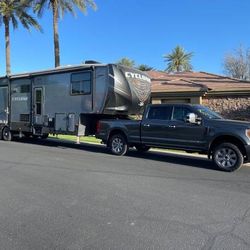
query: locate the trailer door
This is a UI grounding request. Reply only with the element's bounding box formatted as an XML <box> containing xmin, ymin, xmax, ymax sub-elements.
<box><xmin>33</xmin><ymin>87</ymin><xmax>43</xmax><ymax>125</ymax></box>
<box><xmin>0</xmin><ymin>86</ymin><xmax>8</xmax><ymax>124</ymax></box>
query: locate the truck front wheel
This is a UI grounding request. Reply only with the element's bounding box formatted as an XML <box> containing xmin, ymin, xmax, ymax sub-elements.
<box><xmin>108</xmin><ymin>134</ymin><xmax>128</xmax><ymax>156</ymax></box>
<box><xmin>212</xmin><ymin>143</ymin><xmax>244</xmax><ymax>172</ymax></box>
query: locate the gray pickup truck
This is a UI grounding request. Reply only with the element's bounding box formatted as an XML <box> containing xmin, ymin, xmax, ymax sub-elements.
<box><xmin>96</xmin><ymin>104</ymin><xmax>250</xmax><ymax>172</ymax></box>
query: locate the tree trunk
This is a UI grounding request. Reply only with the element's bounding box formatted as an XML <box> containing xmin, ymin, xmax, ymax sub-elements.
<box><xmin>52</xmin><ymin>1</ymin><xmax>60</xmax><ymax>67</ymax></box>
<box><xmin>177</xmin><ymin>64</ymin><xmax>180</xmax><ymax>72</ymax></box>
<box><xmin>4</xmin><ymin>17</ymin><xmax>11</xmax><ymax>76</ymax></box>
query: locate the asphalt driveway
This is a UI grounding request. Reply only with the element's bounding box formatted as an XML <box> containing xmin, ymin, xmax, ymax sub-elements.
<box><xmin>0</xmin><ymin>138</ymin><xmax>249</xmax><ymax>249</ymax></box>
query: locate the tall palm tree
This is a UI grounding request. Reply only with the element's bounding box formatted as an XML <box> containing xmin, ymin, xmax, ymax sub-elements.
<box><xmin>34</xmin><ymin>0</ymin><xmax>96</xmax><ymax>68</ymax></box>
<box><xmin>0</xmin><ymin>0</ymin><xmax>41</xmax><ymax>75</ymax></box>
<box><xmin>164</xmin><ymin>45</ymin><xmax>193</xmax><ymax>73</ymax></box>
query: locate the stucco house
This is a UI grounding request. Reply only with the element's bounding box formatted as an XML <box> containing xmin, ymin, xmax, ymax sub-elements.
<box><xmin>147</xmin><ymin>71</ymin><xmax>250</xmax><ymax>120</ymax></box>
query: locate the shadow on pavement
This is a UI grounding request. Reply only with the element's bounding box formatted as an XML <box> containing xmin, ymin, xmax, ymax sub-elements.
<box><xmin>13</xmin><ymin>137</ymin><xmax>219</xmax><ymax>171</ymax></box>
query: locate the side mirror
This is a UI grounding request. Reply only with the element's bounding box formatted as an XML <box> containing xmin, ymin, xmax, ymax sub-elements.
<box><xmin>186</xmin><ymin>113</ymin><xmax>202</xmax><ymax>125</ymax></box>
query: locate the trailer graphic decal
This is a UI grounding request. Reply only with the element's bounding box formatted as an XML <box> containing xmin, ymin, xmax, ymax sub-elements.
<box><xmin>125</xmin><ymin>72</ymin><xmax>151</xmax><ymax>106</ymax></box>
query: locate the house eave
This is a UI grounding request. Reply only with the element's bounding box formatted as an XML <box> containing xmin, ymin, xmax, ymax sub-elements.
<box><xmin>151</xmin><ymin>90</ymin><xmax>206</xmax><ymax>98</ymax></box>
<box><xmin>205</xmin><ymin>89</ymin><xmax>250</xmax><ymax>97</ymax></box>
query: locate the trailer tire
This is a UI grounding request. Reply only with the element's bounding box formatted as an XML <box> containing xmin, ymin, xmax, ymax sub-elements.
<box><xmin>135</xmin><ymin>145</ymin><xmax>150</xmax><ymax>153</ymax></box>
<box><xmin>212</xmin><ymin>143</ymin><xmax>243</xmax><ymax>172</ymax></box>
<box><xmin>41</xmin><ymin>134</ymin><xmax>48</xmax><ymax>139</ymax></box>
<box><xmin>108</xmin><ymin>133</ymin><xmax>128</xmax><ymax>156</ymax></box>
<box><xmin>2</xmin><ymin>126</ymin><xmax>12</xmax><ymax>141</ymax></box>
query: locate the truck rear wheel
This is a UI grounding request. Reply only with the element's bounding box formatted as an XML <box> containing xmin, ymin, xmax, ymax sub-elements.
<box><xmin>212</xmin><ymin>143</ymin><xmax>243</xmax><ymax>172</ymax></box>
<box><xmin>2</xmin><ymin>126</ymin><xmax>12</xmax><ymax>141</ymax></box>
<box><xmin>108</xmin><ymin>134</ymin><xmax>128</xmax><ymax>156</ymax></box>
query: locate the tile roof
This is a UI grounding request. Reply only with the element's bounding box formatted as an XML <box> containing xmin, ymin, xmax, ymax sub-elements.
<box><xmin>147</xmin><ymin>71</ymin><xmax>250</xmax><ymax>93</ymax></box>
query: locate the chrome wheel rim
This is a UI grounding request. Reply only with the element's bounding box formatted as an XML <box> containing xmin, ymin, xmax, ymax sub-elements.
<box><xmin>215</xmin><ymin>147</ymin><xmax>237</xmax><ymax>169</ymax></box>
<box><xmin>112</xmin><ymin>138</ymin><xmax>124</xmax><ymax>154</ymax></box>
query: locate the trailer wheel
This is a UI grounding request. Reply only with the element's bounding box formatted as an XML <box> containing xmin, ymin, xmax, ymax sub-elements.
<box><xmin>212</xmin><ymin>143</ymin><xmax>243</xmax><ymax>172</ymax></box>
<box><xmin>2</xmin><ymin>126</ymin><xmax>12</xmax><ymax>141</ymax></box>
<box><xmin>108</xmin><ymin>133</ymin><xmax>128</xmax><ymax>156</ymax></box>
<box><xmin>41</xmin><ymin>134</ymin><xmax>48</xmax><ymax>139</ymax></box>
<box><xmin>135</xmin><ymin>145</ymin><xmax>150</xmax><ymax>153</ymax></box>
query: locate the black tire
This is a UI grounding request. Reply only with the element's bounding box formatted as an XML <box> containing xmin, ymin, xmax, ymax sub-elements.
<box><xmin>212</xmin><ymin>143</ymin><xmax>244</xmax><ymax>172</ymax></box>
<box><xmin>135</xmin><ymin>145</ymin><xmax>150</xmax><ymax>153</ymax></box>
<box><xmin>41</xmin><ymin>134</ymin><xmax>48</xmax><ymax>139</ymax></box>
<box><xmin>2</xmin><ymin>126</ymin><xmax>12</xmax><ymax>141</ymax></box>
<box><xmin>108</xmin><ymin>134</ymin><xmax>128</xmax><ymax>156</ymax></box>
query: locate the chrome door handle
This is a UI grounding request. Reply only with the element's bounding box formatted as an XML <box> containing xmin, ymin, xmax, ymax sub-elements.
<box><xmin>143</xmin><ymin>124</ymin><xmax>150</xmax><ymax>127</ymax></box>
<box><xmin>168</xmin><ymin>125</ymin><xmax>176</xmax><ymax>128</ymax></box>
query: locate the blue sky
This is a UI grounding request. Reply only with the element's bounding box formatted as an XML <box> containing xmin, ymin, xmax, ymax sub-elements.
<box><xmin>0</xmin><ymin>0</ymin><xmax>249</xmax><ymax>75</ymax></box>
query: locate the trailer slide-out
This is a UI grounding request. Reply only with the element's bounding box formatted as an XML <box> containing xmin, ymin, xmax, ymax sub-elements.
<box><xmin>0</xmin><ymin>62</ymin><xmax>151</xmax><ymax>141</ymax></box>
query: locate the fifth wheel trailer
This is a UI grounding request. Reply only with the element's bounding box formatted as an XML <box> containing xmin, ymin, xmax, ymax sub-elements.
<box><xmin>0</xmin><ymin>62</ymin><xmax>151</xmax><ymax>140</ymax></box>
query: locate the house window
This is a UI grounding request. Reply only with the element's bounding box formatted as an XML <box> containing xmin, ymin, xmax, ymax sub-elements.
<box><xmin>161</xmin><ymin>99</ymin><xmax>190</xmax><ymax>104</ymax></box>
<box><xmin>71</xmin><ymin>72</ymin><xmax>91</xmax><ymax>95</ymax></box>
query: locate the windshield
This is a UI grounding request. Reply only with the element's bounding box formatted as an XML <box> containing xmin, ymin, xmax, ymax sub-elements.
<box><xmin>194</xmin><ymin>105</ymin><xmax>223</xmax><ymax>119</ymax></box>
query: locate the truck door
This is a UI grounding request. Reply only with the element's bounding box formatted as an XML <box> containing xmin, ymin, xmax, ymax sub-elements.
<box><xmin>141</xmin><ymin>105</ymin><xmax>173</xmax><ymax>145</ymax></box>
<box><xmin>0</xmin><ymin>86</ymin><xmax>8</xmax><ymax>124</ymax></box>
<box><xmin>166</xmin><ymin>106</ymin><xmax>207</xmax><ymax>149</ymax></box>
<box><xmin>33</xmin><ymin>87</ymin><xmax>43</xmax><ymax>125</ymax></box>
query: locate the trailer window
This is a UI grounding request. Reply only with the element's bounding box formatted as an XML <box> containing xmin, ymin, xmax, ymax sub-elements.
<box><xmin>71</xmin><ymin>72</ymin><xmax>91</xmax><ymax>95</ymax></box>
<box><xmin>20</xmin><ymin>85</ymin><xmax>30</xmax><ymax>93</ymax></box>
<box><xmin>35</xmin><ymin>89</ymin><xmax>42</xmax><ymax>115</ymax></box>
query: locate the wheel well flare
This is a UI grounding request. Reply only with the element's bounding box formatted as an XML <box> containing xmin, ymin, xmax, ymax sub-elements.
<box><xmin>108</xmin><ymin>130</ymin><xmax>127</xmax><ymax>142</ymax></box>
<box><xmin>209</xmin><ymin>136</ymin><xmax>246</xmax><ymax>157</ymax></box>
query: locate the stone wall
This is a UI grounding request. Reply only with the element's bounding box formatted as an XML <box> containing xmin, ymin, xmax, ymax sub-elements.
<box><xmin>202</xmin><ymin>96</ymin><xmax>250</xmax><ymax>121</ymax></box>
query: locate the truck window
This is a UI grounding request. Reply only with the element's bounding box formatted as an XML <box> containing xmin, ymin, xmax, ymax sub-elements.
<box><xmin>147</xmin><ymin>106</ymin><xmax>172</xmax><ymax>120</ymax></box>
<box><xmin>172</xmin><ymin>107</ymin><xmax>191</xmax><ymax>121</ymax></box>
<box><xmin>71</xmin><ymin>72</ymin><xmax>91</xmax><ymax>95</ymax></box>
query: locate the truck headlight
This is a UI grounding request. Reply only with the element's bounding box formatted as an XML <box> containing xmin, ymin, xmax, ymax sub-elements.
<box><xmin>246</xmin><ymin>129</ymin><xmax>250</xmax><ymax>139</ymax></box>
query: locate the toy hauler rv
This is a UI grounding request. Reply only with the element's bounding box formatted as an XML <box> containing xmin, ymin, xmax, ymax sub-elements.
<box><xmin>0</xmin><ymin>62</ymin><xmax>151</xmax><ymax>140</ymax></box>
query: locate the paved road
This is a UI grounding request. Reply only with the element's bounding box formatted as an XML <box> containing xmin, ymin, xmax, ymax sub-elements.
<box><xmin>0</xmin><ymin>138</ymin><xmax>250</xmax><ymax>250</ymax></box>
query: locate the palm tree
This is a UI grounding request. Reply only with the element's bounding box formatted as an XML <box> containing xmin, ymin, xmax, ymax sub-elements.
<box><xmin>164</xmin><ymin>45</ymin><xmax>193</xmax><ymax>73</ymax></box>
<box><xmin>0</xmin><ymin>0</ymin><xmax>41</xmax><ymax>75</ymax></box>
<box><xmin>117</xmin><ymin>57</ymin><xmax>135</xmax><ymax>68</ymax></box>
<box><xmin>34</xmin><ymin>0</ymin><xmax>96</xmax><ymax>68</ymax></box>
<box><xmin>137</xmin><ymin>64</ymin><xmax>154</xmax><ymax>71</ymax></box>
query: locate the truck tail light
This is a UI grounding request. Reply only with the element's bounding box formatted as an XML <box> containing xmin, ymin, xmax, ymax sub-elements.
<box><xmin>96</xmin><ymin>121</ymin><xmax>101</xmax><ymax>134</ymax></box>
<box><xmin>246</xmin><ymin>129</ymin><xmax>250</xmax><ymax>139</ymax></box>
